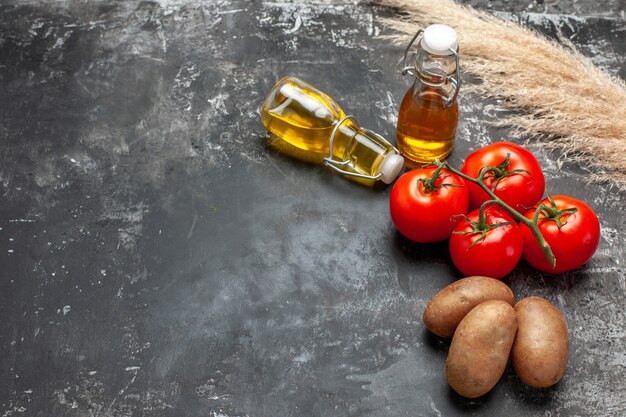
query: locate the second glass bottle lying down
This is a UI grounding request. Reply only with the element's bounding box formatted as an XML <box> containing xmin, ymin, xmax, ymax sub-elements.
<box><xmin>260</xmin><ymin>76</ymin><xmax>404</xmax><ymax>185</ymax></box>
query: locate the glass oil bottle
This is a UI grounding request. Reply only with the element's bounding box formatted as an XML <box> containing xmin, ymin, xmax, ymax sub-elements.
<box><xmin>397</xmin><ymin>24</ymin><xmax>461</xmax><ymax>165</ymax></box>
<box><xmin>260</xmin><ymin>76</ymin><xmax>404</xmax><ymax>185</ymax></box>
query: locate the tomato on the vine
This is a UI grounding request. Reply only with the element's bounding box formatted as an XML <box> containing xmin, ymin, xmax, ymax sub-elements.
<box><xmin>390</xmin><ymin>166</ymin><xmax>468</xmax><ymax>243</ymax></box>
<box><xmin>520</xmin><ymin>195</ymin><xmax>600</xmax><ymax>274</ymax></box>
<box><xmin>460</xmin><ymin>142</ymin><xmax>545</xmax><ymax>214</ymax></box>
<box><xmin>449</xmin><ymin>204</ymin><xmax>524</xmax><ymax>279</ymax></box>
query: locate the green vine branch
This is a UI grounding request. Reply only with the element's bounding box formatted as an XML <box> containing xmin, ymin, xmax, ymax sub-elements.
<box><xmin>432</xmin><ymin>159</ymin><xmax>556</xmax><ymax>267</ymax></box>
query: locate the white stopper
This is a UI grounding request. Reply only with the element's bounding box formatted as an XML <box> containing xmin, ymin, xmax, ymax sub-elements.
<box><xmin>422</xmin><ymin>24</ymin><xmax>458</xmax><ymax>56</ymax></box>
<box><xmin>378</xmin><ymin>153</ymin><xmax>404</xmax><ymax>184</ymax></box>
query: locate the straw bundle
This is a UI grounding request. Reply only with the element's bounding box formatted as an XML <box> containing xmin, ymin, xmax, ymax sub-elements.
<box><xmin>377</xmin><ymin>0</ymin><xmax>626</xmax><ymax>189</ymax></box>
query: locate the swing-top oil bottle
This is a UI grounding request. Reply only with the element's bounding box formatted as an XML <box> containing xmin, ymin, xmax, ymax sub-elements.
<box><xmin>397</xmin><ymin>24</ymin><xmax>461</xmax><ymax>165</ymax></box>
<box><xmin>260</xmin><ymin>76</ymin><xmax>404</xmax><ymax>185</ymax></box>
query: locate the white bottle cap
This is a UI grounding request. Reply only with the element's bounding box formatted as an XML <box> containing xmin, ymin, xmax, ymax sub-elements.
<box><xmin>378</xmin><ymin>153</ymin><xmax>404</xmax><ymax>184</ymax></box>
<box><xmin>422</xmin><ymin>24</ymin><xmax>458</xmax><ymax>56</ymax></box>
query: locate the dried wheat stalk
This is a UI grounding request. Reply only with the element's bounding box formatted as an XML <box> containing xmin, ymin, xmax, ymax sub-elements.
<box><xmin>377</xmin><ymin>0</ymin><xmax>626</xmax><ymax>189</ymax></box>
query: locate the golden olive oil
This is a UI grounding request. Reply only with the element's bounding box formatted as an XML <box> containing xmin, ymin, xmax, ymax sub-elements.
<box><xmin>396</xmin><ymin>24</ymin><xmax>461</xmax><ymax>166</ymax></box>
<box><xmin>260</xmin><ymin>77</ymin><xmax>403</xmax><ymax>184</ymax></box>
<box><xmin>397</xmin><ymin>86</ymin><xmax>459</xmax><ymax>166</ymax></box>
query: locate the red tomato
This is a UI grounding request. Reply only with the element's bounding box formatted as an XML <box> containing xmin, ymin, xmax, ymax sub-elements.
<box><xmin>460</xmin><ymin>142</ymin><xmax>545</xmax><ymax>213</ymax></box>
<box><xmin>390</xmin><ymin>166</ymin><xmax>468</xmax><ymax>243</ymax></box>
<box><xmin>449</xmin><ymin>205</ymin><xmax>524</xmax><ymax>279</ymax></box>
<box><xmin>520</xmin><ymin>195</ymin><xmax>600</xmax><ymax>274</ymax></box>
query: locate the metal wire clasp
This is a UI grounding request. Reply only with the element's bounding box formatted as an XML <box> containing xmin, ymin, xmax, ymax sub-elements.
<box><xmin>445</xmin><ymin>48</ymin><xmax>461</xmax><ymax>106</ymax></box>
<box><xmin>322</xmin><ymin>115</ymin><xmax>386</xmax><ymax>181</ymax></box>
<box><xmin>400</xmin><ymin>28</ymin><xmax>424</xmax><ymax>76</ymax></box>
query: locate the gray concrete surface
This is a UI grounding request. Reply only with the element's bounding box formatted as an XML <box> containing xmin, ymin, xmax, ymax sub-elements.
<box><xmin>0</xmin><ymin>0</ymin><xmax>624</xmax><ymax>416</ymax></box>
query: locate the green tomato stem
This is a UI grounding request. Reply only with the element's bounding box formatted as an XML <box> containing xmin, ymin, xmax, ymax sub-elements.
<box><xmin>421</xmin><ymin>163</ymin><xmax>445</xmax><ymax>192</ymax></box>
<box><xmin>433</xmin><ymin>159</ymin><xmax>556</xmax><ymax>268</ymax></box>
<box><xmin>476</xmin><ymin>199</ymin><xmax>502</xmax><ymax>229</ymax></box>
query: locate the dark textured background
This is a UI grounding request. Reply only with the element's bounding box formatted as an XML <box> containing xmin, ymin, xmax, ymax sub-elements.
<box><xmin>0</xmin><ymin>1</ymin><xmax>624</xmax><ymax>416</ymax></box>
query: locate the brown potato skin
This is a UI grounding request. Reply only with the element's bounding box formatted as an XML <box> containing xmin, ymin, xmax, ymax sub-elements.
<box><xmin>423</xmin><ymin>276</ymin><xmax>515</xmax><ymax>338</ymax></box>
<box><xmin>512</xmin><ymin>297</ymin><xmax>569</xmax><ymax>388</ymax></box>
<box><xmin>446</xmin><ymin>300</ymin><xmax>518</xmax><ymax>398</ymax></box>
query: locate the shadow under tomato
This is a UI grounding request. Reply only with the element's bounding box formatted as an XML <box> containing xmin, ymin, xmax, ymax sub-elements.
<box><xmin>507</xmin><ymin>259</ymin><xmax>590</xmax><ymax>298</ymax></box>
<box><xmin>392</xmin><ymin>230</ymin><xmax>462</xmax><ymax>296</ymax></box>
<box><xmin>393</xmin><ymin>230</ymin><xmax>452</xmax><ymax>261</ymax></box>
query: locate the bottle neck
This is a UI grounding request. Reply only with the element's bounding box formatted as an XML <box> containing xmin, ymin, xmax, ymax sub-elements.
<box><xmin>413</xmin><ymin>47</ymin><xmax>457</xmax><ymax>103</ymax></box>
<box><xmin>333</xmin><ymin>121</ymin><xmax>379</xmax><ymax>160</ymax></box>
<box><xmin>329</xmin><ymin>120</ymin><xmax>399</xmax><ymax>183</ymax></box>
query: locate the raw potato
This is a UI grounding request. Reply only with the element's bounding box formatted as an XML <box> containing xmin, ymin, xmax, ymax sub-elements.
<box><xmin>512</xmin><ymin>297</ymin><xmax>569</xmax><ymax>388</ymax></box>
<box><xmin>423</xmin><ymin>276</ymin><xmax>515</xmax><ymax>337</ymax></box>
<box><xmin>446</xmin><ymin>300</ymin><xmax>518</xmax><ymax>398</ymax></box>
